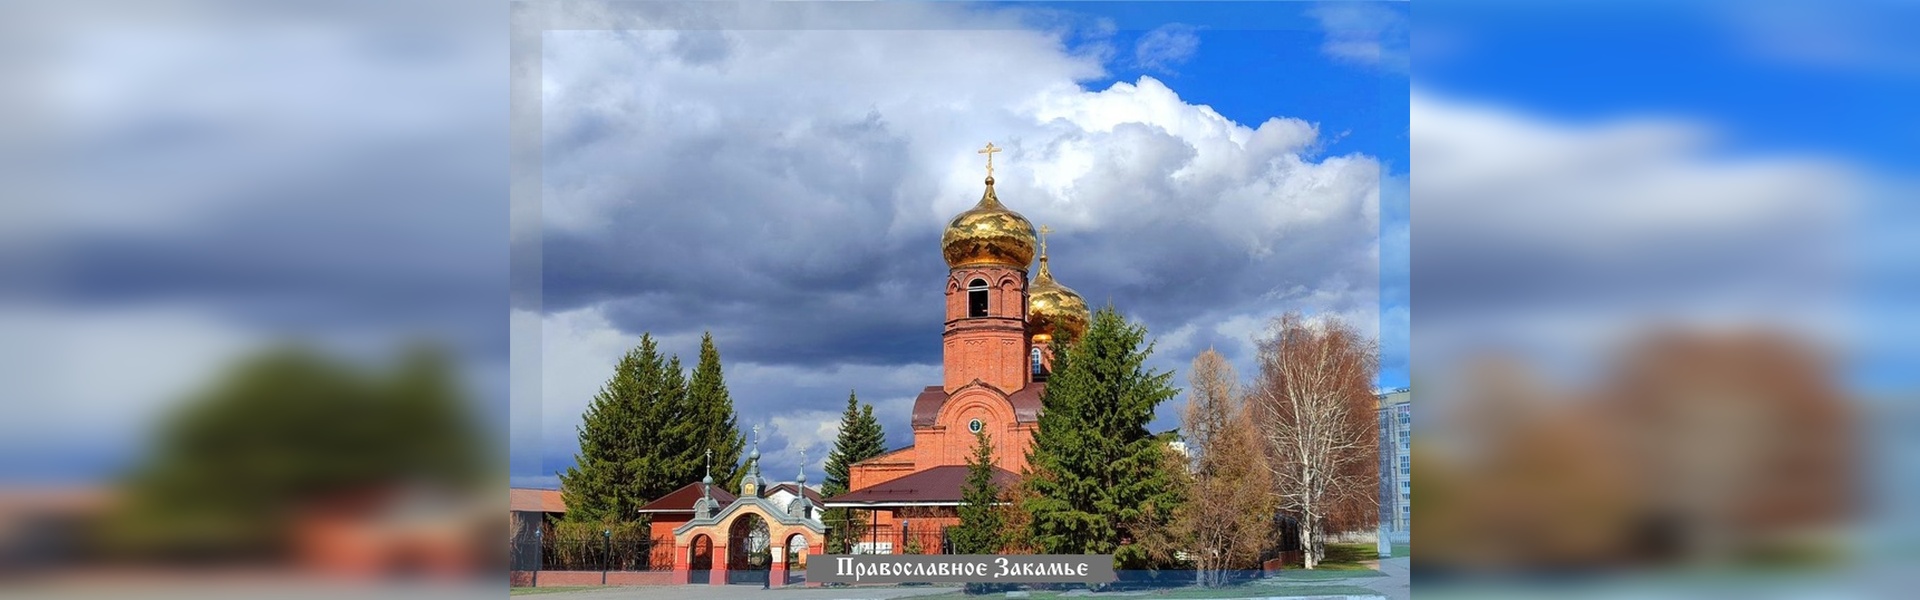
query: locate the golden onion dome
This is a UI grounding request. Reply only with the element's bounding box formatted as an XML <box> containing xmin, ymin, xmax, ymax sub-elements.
<box><xmin>941</xmin><ymin>176</ymin><xmax>1038</xmax><ymax>269</ymax></box>
<box><xmin>1027</xmin><ymin>254</ymin><xmax>1090</xmax><ymax>341</ymax></box>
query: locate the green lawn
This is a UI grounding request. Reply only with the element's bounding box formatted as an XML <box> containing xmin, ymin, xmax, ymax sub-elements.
<box><xmin>1267</xmin><ymin>567</ymin><xmax>1386</xmax><ymax>580</ymax></box>
<box><xmin>510</xmin><ymin>587</ymin><xmax>601</xmax><ymax>596</ymax></box>
<box><xmin>1251</xmin><ymin>542</ymin><xmax>1388</xmax><ymax>578</ymax></box>
<box><xmin>1322</xmin><ymin>542</ymin><xmax>1378</xmax><ymax>565</ymax></box>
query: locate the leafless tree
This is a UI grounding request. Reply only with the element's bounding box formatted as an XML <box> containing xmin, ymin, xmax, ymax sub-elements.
<box><xmin>1173</xmin><ymin>349</ymin><xmax>1276</xmax><ymax>585</ymax></box>
<box><xmin>1250</xmin><ymin>312</ymin><xmax>1379</xmax><ymax>569</ymax></box>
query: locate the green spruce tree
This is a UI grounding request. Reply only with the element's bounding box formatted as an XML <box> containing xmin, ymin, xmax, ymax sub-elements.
<box><xmin>1022</xmin><ymin>306</ymin><xmax>1183</xmax><ymax>569</ymax></box>
<box><xmin>686</xmin><ymin>332</ymin><xmax>747</xmax><ymax>490</ymax></box>
<box><xmin>639</xmin><ymin>354</ymin><xmax>700</xmax><ymax>501</ymax></box>
<box><xmin>559</xmin><ymin>338</ymin><xmax>656</xmax><ymax>523</ymax></box>
<box><xmin>952</xmin><ymin>429</ymin><xmax>1005</xmax><ymax>554</ymax></box>
<box><xmin>560</xmin><ymin>334</ymin><xmax>702</xmax><ymax>523</ymax></box>
<box><xmin>110</xmin><ymin>343</ymin><xmax>488</xmax><ymax>557</ymax></box>
<box><xmin>821</xmin><ymin>391</ymin><xmax>890</xmax><ymax>552</ymax></box>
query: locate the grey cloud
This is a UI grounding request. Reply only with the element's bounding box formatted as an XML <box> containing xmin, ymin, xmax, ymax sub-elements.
<box><xmin>529</xmin><ymin>21</ymin><xmax>1388</xmax><ymax>480</ymax></box>
<box><xmin>671</xmin><ymin>30</ymin><xmax>734</xmax><ymax>66</ymax></box>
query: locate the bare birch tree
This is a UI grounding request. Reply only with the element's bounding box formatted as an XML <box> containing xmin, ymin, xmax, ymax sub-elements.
<box><xmin>1250</xmin><ymin>312</ymin><xmax>1379</xmax><ymax>569</ymax></box>
<box><xmin>1173</xmin><ymin>349</ymin><xmax>1275</xmax><ymax>585</ymax></box>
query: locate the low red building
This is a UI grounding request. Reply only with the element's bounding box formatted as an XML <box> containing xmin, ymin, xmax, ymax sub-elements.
<box><xmin>509</xmin><ymin>488</ymin><xmax>565</xmax><ymax>539</ymax></box>
<box><xmin>636</xmin><ymin>482</ymin><xmax>738</xmax><ymax>542</ymax></box>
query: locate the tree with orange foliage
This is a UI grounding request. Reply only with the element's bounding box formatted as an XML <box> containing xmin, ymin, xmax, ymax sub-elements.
<box><xmin>1172</xmin><ymin>349</ymin><xmax>1276</xmax><ymax>585</ymax></box>
<box><xmin>1249</xmin><ymin>313</ymin><xmax>1379</xmax><ymax>569</ymax></box>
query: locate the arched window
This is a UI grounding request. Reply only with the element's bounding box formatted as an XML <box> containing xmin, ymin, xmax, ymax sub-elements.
<box><xmin>1031</xmin><ymin>347</ymin><xmax>1044</xmax><ymax>374</ymax></box>
<box><xmin>968</xmin><ymin>279</ymin><xmax>989</xmax><ymax>317</ymax></box>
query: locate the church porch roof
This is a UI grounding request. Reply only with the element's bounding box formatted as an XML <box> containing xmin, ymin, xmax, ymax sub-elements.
<box><xmin>821</xmin><ymin>465</ymin><xmax>1018</xmax><ymax>507</ymax></box>
<box><xmin>635</xmin><ymin>481</ymin><xmax>738</xmax><ymax>514</ymax></box>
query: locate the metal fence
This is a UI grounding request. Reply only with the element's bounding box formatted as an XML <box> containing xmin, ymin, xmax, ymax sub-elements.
<box><xmin>510</xmin><ymin>535</ymin><xmax>675</xmax><ymax>572</ymax></box>
<box><xmin>846</xmin><ymin>526</ymin><xmax>954</xmax><ymax>555</ymax></box>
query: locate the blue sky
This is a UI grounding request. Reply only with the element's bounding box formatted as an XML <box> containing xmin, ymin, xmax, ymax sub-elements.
<box><xmin>8</xmin><ymin>1</ymin><xmax>1414</xmax><ymax>488</ymax></box>
<box><xmin>1042</xmin><ymin>3</ymin><xmax>1410</xmax><ymax>175</ymax></box>
<box><xmin>1040</xmin><ymin>1</ymin><xmax>1413</xmax><ymax>388</ymax></box>
<box><xmin>1420</xmin><ymin>2</ymin><xmax>1915</xmax><ymax>173</ymax></box>
<box><xmin>1413</xmin><ymin>2</ymin><xmax>1911</xmax><ymax>395</ymax></box>
<box><xmin>522</xmin><ymin>1</ymin><xmax>1412</xmax><ymax>487</ymax></box>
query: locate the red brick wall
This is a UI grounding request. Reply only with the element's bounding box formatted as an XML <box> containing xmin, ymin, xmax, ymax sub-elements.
<box><xmin>649</xmin><ymin>515</ymin><xmax>687</xmax><ymax>541</ymax></box>
<box><xmin>510</xmin><ymin>571</ymin><xmax>678</xmax><ymax>587</ymax></box>
<box><xmin>841</xmin><ymin>262</ymin><xmax>1048</xmax><ymax>532</ymax></box>
<box><xmin>848</xmin><ymin>446</ymin><xmax>917</xmax><ymax>492</ymax></box>
<box><xmin>943</xmin><ymin>267</ymin><xmax>1031</xmax><ymax>393</ymax></box>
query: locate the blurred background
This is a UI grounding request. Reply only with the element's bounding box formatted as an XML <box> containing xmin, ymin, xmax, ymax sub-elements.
<box><xmin>0</xmin><ymin>0</ymin><xmax>1915</xmax><ymax>598</ymax></box>
<box><xmin>0</xmin><ymin>0</ymin><xmax>508</xmax><ymax>594</ymax></box>
<box><xmin>1414</xmin><ymin>1</ymin><xmax>1918</xmax><ymax>598</ymax></box>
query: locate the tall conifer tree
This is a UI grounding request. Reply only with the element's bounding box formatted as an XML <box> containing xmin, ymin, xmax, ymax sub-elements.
<box><xmin>952</xmin><ymin>429</ymin><xmax>1005</xmax><ymax>554</ymax></box>
<box><xmin>687</xmin><ymin>332</ymin><xmax>746</xmax><ymax>490</ymax></box>
<box><xmin>639</xmin><ymin>354</ymin><xmax>698</xmax><ymax>501</ymax></box>
<box><xmin>560</xmin><ymin>335</ymin><xmax>715</xmax><ymax>524</ymax></box>
<box><xmin>1023</xmin><ymin>306</ymin><xmax>1182</xmax><ymax>569</ymax></box>
<box><xmin>822</xmin><ymin>391</ymin><xmax>889</xmax><ymax>552</ymax></box>
<box><xmin>560</xmin><ymin>335</ymin><xmax>665</xmax><ymax>523</ymax></box>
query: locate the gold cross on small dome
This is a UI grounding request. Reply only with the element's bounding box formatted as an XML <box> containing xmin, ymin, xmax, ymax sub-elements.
<box><xmin>977</xmin><ymin>142</ymin><xmax>1002</xmax><ymax>178</ymax></box>
<box><xmin>1038</xmin><ymin>224</ymin><xmax>1053</xmax><ymax>257</ymax></box>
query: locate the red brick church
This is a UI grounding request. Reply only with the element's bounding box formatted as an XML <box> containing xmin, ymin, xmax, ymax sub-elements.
<box><xmin>822</xmin><ymin>143</ymin><xmax>1090</xmax><ymax>553</ymax></box>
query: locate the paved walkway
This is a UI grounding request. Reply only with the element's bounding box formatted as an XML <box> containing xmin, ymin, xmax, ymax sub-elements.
<box><xmin>518</xmin><ymin>558</ymin><xmax>1413</xmax><ymax>600</ymax></box>
<box><xmin>516</xmin><ymin>585</ymin><xmax>958</xmax><ymax>600</ymax></box>
<box><xmin>1355</xmin><ymin>557</ymin><xmax>1409</xmax><ymax>600</ymax></box>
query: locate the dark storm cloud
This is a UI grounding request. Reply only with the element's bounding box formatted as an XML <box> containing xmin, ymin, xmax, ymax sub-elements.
<box><xmin>535</xmin><ymin>107</ymin><xmax>963</xmax><ymax>367</ymax></box>
<box><xmin>536</xmin><ymin>71</ymin><xmax>1381</xmax><ymax>372</ymax></box>
<box><xmin>47</xmin><ymin>133</ymin><xmax>507</xmax><ymax>362</ymax></box>
<box><xmin>539</xmin><ymin>110</ymin><xmax>922</xmax><ymax>311</ymax></box>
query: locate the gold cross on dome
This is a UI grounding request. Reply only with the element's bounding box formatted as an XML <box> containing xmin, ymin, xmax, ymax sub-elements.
<box><xmin>1038</xmin><ymin>224</ymin><xmax>1053</xmax><ymax>256</ymax></box>
<box><xmin>977</xmin><ymin>142</ymin><xmax>1002</xmax><ymax>178</ymax></box>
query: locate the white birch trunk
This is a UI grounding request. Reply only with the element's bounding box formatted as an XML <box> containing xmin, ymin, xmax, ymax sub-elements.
<box><xmin>1253</xmin><ymin>314</ymin><xmax>1378</xmax><ymax>572</ymax></box>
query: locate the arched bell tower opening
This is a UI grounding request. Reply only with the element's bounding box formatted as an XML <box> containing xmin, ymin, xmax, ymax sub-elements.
<box><xmin>968</xmin><ymin>279</ymin><xmax>989</xmax><ymax>318</ymax></box>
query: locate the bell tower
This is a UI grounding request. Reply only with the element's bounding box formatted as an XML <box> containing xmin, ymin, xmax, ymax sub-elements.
<box><xmin>1025</xmin><ymin>223</ymin><xmax>1090</xmax><ymax>381</ymax></box>
<box><xmin>939</xmin><ymin>143</ymin><xmax>1036</xmax><ymax>394</ymax></box>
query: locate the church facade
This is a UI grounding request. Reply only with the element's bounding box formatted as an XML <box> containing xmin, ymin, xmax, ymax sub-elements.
<box><xmin>822</xmin><ymin>144</ymin><xmax>1090</xmax><ymax>553</ymax></box>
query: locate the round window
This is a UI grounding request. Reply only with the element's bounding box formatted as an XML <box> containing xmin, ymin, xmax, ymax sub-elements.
<box><xmin>968</xmin><ymin>419</ymin><xmax>984</xmax><ymax>433</ymax></box>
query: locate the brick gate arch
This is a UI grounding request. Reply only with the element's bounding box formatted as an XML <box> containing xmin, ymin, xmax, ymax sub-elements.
<box><xmin>672</xmin><ymin>492</ymin><xmax>824</xmax><ymax>587</ymax></box>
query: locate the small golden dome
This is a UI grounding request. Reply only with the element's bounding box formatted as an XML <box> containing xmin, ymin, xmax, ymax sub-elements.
<box><xmin>941</xmin><ymin>176</ymin><xmax>1038</xmax><ymax>269</ymax></box>
<box><xmin>1027</xmin><ymin>255</ymin><xmax>1090</xmax><ymax>341</ymax></box>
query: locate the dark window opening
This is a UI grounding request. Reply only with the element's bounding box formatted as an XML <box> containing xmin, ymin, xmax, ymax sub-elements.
<box><xmin>968</xmin><ymin>279</ymin><xmax>989</xmax><ymax>317</ymax></box>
